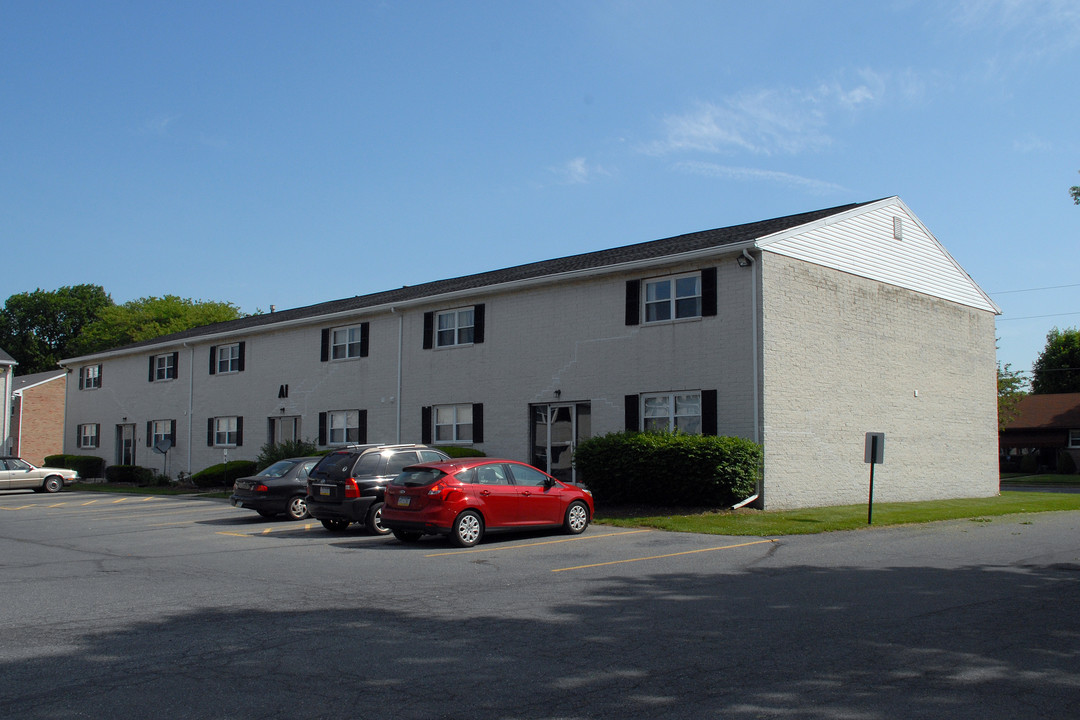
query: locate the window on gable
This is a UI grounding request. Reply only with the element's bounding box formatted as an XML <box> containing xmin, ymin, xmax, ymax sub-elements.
<box><xmin>80</xmin><ymin>365</ymin><xmax>102</xmax><ymax>390</ymax></box>
<box><xmin>437</xmin><ymin>308</ymin><xmax>475</xmax><ymax>347</ymax></box>
<box><xmin>642</xmin><ymin>392</ymin><xmax>703</xmax><ymax>435</ymax></box>
<box><xmin>644</xmin><ymin>273</ymin><xmax>702</xmax><ymax>323</ymax></box>
<box><xmin>77</xmin><ymin>423</ymin><xmax>100</xmax><ymax>449</ymax></box>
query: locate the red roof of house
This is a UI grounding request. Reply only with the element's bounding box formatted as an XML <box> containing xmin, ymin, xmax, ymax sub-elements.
<box><xmin>1004</xmin><ymin>393</ymin><xmax>1080</xmax><ymax>430</ymax></box>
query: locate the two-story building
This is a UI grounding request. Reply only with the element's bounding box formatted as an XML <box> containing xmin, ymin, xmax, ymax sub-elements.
<box><xmin>60</xmin><ymin>197</ymin><xmax>1001</xmax><ymax>509</ymax></box>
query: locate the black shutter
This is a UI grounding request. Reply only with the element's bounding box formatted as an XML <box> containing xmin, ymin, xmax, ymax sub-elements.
<box><xmin>320</xmin><ymin>329</ymin><xmax>330</xmax><ymax>362</ymax></box>
<box><xmin>423</xmin><ymin>312</ymin><xmax>434</xmax><ymax>349</ymax></box>
<box><xmin>421</xmin><ymin>406</ymin><xmax>432</xmax><ymax>444</ymax></box>
<box><xmin>318</xmin><ymin>412</ymin><xmax>327</xmax><ymax>446</ymax></box>
<box><xmin>702</xmin><ymin>389</ymin><xmax>718</xmax><ymax>436</ymax></box>
<box><xmin>236</xmin><ymin>417</ymin><xmax>244</xmax><ymax>447</ymax></box>
<box><xmin>207</xmin><ymin>418</ymin><xmax>215</xmax><ymax>447</ymax></box>
<box><xmin>357</xmin><ymin>409</ymin><xmax>368</xmax><ymax>444</ymax></box>
<box><xmin>78</xmin><ymin>367</ymin><xmax>85</xmax><ymax>390</ymax></box>
<box><xmin>360</xmin><ymin>323</ymin><xmax>370</xmax><ymax>358</ymax></box>
<box><xmin>149</xmin><ymin>356</ymin><xmax>155</xmax><ymax>382</ymax></box>
<box><xmin>94</xmin><ymin>424</ymin><xmax>100</xmax><ymax>448</ymax></box>
<box><xmin>473</xmin><ymin>304</ymin><xmax>485</xmax><ymax>344</ymax></box>
<box><xmin>625</xmin><ymin>280</ymin><xmax>640</xmax><ymax>326</ymax></box>
<box><xmin>75</xmin><ymin>425</ymin><xmax>81</xmax><ymax>449</ymax></box>
<box><xmin>472</xmin><ymin>403</ymin><xmax>484</xmax><ymax>443</ymax></box>
<box><xmin>208</xmin><ymin>346</ymin><xmax>217</xmax><ymax>375</ymax></box>
<box><xmin>237</xmin><ymin>342</ymin><xmax>246</xmax><ymax>372</ymax></box>
<box><xmin>169</xmin><ymin>420</ymin><xmax>177</xmax><ymax>444</ymax></box>
<box><xmin>624</xmin><ymin>394</ymin><xmax>640</xmax><ymax>431</ymax></box>
<box><xmin>702</xmin><ymin>267</ymin><xmax>717</xmax><ymax>317</ymax></box>
<box><xmin>170</xmin><ymin>352</ymin><xmax>179</xmax><ymax>378</ymax></box>
<box><xmin>146</xmin><ymin>421</ymin><xmax>152</xmax><ymax>447</ymax></box>
<box><xmin>96</xmin><ymin>364</ymin><xmax>102</xmax><ymax>388</ymax></box>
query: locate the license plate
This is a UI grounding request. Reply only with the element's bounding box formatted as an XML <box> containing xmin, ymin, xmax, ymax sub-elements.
<box><xmin>319</xmin><ymin>486</ymin><xmax>330</xmax><ymax>496</ymax></box>
<box><xmin>397</xmin><ymin>496</ymin><xmax>411</xmax><ymax>507</ymax></box>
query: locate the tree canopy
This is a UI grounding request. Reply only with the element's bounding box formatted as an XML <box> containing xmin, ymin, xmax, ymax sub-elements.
<box><xmin>1071</xmin><ymin>170</ymin><xmax>1080</xmax><ymax>204</ymax></box>
<box><xmin>1</xmin><ymin>287</ymin><xmax>244</xmax><ymax>374</ymax></box>
<box><xmin>997</xmin><ymin>362</ymin><xmax>1026</xmax><ymax>431</ymax></box>
<box><xmin>0</xmin><ymin>285</ymin><xmax>113</xmax><ymax>374</ymax></box>
<box><xmin>1031</xmin><ymin>327</ymin><xmax>1080</xmax><ymax>394</ymax></box>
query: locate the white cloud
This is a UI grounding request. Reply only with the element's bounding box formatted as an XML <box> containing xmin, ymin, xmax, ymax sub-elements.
<box><xmin>550</xmin><ymin>157</ymin><xmax>611</xmax><ymax>185</ymax></box>
<box><xmin>672</xmin><ymin>162</ymin><xmax>847</xmax><ymax>195</ymax></box>
<box><xmin>948</xmin><ymin>0</ymin><xmax>1080</xmax><ymax>61</ymax></box>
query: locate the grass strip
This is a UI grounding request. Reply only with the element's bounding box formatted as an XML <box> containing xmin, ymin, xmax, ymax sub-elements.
<box><xmin>594</xmin><ymin>493</ymin><xmax>1080</xmax><ymax>536</ymax></box>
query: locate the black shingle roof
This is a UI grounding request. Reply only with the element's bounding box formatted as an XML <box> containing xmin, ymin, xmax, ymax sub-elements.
<box><xmin>79</xmin><ymin>200</ymin><xmax>878</xmax><ymax>356</ymax></box>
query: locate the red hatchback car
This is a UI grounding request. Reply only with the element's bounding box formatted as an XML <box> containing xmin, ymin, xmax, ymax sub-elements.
<box><xmin>381</xmin><ymin>458</ymin><xmax>594</xmax><ymax>547</ymax></box>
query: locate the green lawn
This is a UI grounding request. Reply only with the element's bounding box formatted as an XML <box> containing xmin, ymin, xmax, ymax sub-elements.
<box><xmin>594</xmin><ymin>492</ymin><xmax>1080</xmax><ymax>536</ymax></box>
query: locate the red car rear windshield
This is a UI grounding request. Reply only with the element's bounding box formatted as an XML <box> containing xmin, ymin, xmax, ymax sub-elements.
<box><xmin>391</xmin><ymin>468</ymin><xmax>447</xmax><ymax>487</ymax></box>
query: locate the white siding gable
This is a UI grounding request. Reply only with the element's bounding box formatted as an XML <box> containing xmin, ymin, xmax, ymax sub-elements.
<box><xmin>757</xmin><ymin>197</ymin><xmax>999</xmax><ymax>314</ymax></box>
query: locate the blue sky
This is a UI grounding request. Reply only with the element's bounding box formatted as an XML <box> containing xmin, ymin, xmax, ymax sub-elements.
<box><xmin>3</xmin><ymin>1</ymin><xmax>1078</xmax><ymax>379</ymax></box>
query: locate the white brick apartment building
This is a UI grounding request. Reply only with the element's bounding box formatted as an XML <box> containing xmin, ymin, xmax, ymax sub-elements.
<box><xmin>60</xmin><ymin>197</ymin><xmax>1000</xmax><ymax>510</ymax></box>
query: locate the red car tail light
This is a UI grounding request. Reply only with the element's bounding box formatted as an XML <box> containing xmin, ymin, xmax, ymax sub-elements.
<box><xmin>344</xmin><ymin>478</ymin><xmax>361</xmax><ymax>498</ymax></box>
<box><xmin>255</xmin><ymin>484</ymin><xmax>269</xmax><ymax>493</ymax></box>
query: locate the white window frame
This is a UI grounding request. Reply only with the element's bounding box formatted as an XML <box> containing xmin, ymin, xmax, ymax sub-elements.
<box><xmin>214</xmin><ymin>416</ymin><xmax>239</xmax><ymax>447</ymax></box>
<box><xmin>78</xmin><ymin>423</ymin><xmax>99</xmax><ymax>448</ymax></box>
<box><xmin>331</xmin><ymin>326</ymin><xmax>364</xmax><ymax>360</ymax></box>
<box><xmin>434</xmin><ymin>404</ymin><xmax>473</xmax><ymax>443</ymax></box>
<box><xmin>152</xmin><ymin>420</ymin><xmax>173</xmax><ymax>446</ymax></box>
<box><xmin>641</xmin><ymin>391</ymin><xmax>703</xmax><ymax>435</ymax></box>
<box><xmin>154</xmin><ymin>354</ymin><xmax>176</xmax><ymax>381</ymax></box>
<box><xmin>82</xmin><ymin>365</ymin><xmax>101</xmax><ymax>390</ymax></box>
<box><xmin>643</xmin><ymin>272</ymin><xmax>702</xmax><ymax>323</ymax></box>
<box><xmin>328</xmin><ymin>410</ymin><xmax>360</xmax><ymax>444</ymax></box>
<box><xmin>1070</xmin><ymin>430</ymin><xmax>1080</xmax><ymax>449</ymax></box>
<box><xmin>216</xmin><ymin>344</ymin><xmax>241</xmax><ymax>374</ymax></box>
<box><xmin>436</xmin><ymin>308</ymin><xmax>475</xmax><ymax>348</ymax></box>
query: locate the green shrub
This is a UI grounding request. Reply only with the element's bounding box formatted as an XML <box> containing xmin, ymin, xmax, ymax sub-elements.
<box><xmin>105</xmin><ymin>465</ymin><xmax>156</xmax><ymax>484</ymax></box>
<box><xmin>44</xmin><ymin>454</ymin><xmax>105</xmax><ymax>479</ymax></box>
<box><xmin>1057</xmin><ymin>450</ymin><xmax>1078</xmax><ymax>475</ymax></box>
<box><xmin>573</xmin><ymin>431</ymin><xmax>761</xmax><ymax>507</ymax></box>
<box><xmin>439</xmin><ymin>446</ymin><xmax>487</xmax><ymax>458</ymax></box>
<box><xmin>1020</xmin><ymin>452</ymin><xmax>1039</xmax><ymax>474</ymax></box>
<box><xmin>190</xmin><ymin>460</ymin><xmax>259</xmax><ymax>488</ymax></box>
<box><xmin>255</xmin><ymin>439</ymin><xmax>319</xmax><ymax>471</ymax></box>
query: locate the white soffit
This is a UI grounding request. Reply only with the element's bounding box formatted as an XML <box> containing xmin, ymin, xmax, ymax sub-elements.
<box><xmin>757</xmin><ymin>197</ymin><xmax>1000</xmax><ymax>314</ymax></box>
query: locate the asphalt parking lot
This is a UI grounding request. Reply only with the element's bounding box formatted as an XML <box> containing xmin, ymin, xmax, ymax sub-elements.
<box><xmin>2</xmin><ymin>489</ymin><xmax>1079</xmax><ymax>720</ymax></box>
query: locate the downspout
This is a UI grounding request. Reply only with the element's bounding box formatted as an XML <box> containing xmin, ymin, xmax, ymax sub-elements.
<box><xmin>732</xmin><ymin>248</ymin><xmax>761</xmax><ymax>510</ymax></box>
<box><xmin>391</xmin><ymin>307</ymin><xmax>403</xmax><ymax>444</ymax></box>
<box><xmin>185</xmin><ymin>343</ymin><xmax>194</xmax><ymax>477</ymax></box>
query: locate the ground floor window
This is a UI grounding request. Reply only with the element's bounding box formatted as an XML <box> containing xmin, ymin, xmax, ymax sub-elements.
<box><xmin>78</xmin><ymin>423</ymin><xmax>99</xmax><ymax>449</ymax></box>
<box><xmin>210</xmin><ymin>416</ymin><xmax>242</xmax><ymax>447</ymax></box>
<box><xmin>1070</xmin><ymin>430</ymin><xmax>1080</xmax><ymax>448</ymax></box>
<box><xmin>642</xmin><ymin>392</ymin><xmax>702</xmax><ymax>434</ymax></box>
<box><xmin>328</xmin><ymin>410</ymin><xmax>361</xmax><ymax>444</ymax></box>
<box><xmin>435</xmin><ymin>404</ymin><xmax>473</xmax><ymax>442</ymax></box>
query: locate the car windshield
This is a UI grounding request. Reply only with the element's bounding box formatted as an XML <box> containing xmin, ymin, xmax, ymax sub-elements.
<box><xmin>391</xmin><ymin>468</ymin><xmax>446</xmax><ymax>487</ymax></box>
<box><xmin>257</xmin><ymin>460</ymin><xmax>297</xmax><ymax>478</ymax></box>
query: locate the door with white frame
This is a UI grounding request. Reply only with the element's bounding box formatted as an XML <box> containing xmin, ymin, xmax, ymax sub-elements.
<box><xmin>530</xmin><ymin>403</ymin><xmax>591</xmax><ymax>484</ymax></box>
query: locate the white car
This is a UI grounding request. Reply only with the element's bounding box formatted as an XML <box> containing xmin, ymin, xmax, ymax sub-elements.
<box><xmin>0</xmin><ymin>457</ymin><xmax>79</xmax><ymax>493</ymax></box>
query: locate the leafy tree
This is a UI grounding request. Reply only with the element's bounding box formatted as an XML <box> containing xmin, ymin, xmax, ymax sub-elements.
<box><xmin>0</xmin><ymin>285</ymin><xmax>113</xmax><ymax>373</ymax></box>
<box><xmin>997</xmin><ymin>362</ymin><xmax>1026</xmax><ymax>431</ymax></box>
<box><xmin>75</xmin><ymin>295</ymin><xmax>242</xmax><ymax>354</ymax></box>
<box><xmin>1031</xmin><ymin>327</ymin><xmax>1080</xmax><ymax>394</ymax></box>
<box><xmin>1071</xmin><ymin>171</ymin><xmax>1080</xmax><ymax>204</ymax></box>
<box><xmin>255</xmin><ymin>439</ymin><xmax>320</xmax><ymax>471</ymax></box>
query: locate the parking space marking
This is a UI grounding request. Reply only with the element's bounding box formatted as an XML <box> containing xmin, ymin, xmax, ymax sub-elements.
<box><xmin>423</xmin><ymin>529</ymin><xmax>654</xmax><ymax>557</ymax></box>
<box><xmin>550</xmin><ymin>538</ymin><xmax>777</xmax><ymax>572</ymax></box>
<box><xmin>216</xmin><ymin>523</ymin><xmax>319</xmax><ymax>538</ymax></box>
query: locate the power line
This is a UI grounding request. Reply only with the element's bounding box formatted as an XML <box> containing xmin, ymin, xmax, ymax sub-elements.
<box><xmin>997</xmin><ymin>311</ymin><xmax>1080</xmax><ymax>321</ymax></box>
<box><xmin>990</xmin><ymin>282</ymin><xmax>1080</xmax><ymax>295</ymax></box>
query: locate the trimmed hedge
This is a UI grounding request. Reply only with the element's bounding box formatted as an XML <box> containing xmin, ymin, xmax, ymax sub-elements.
<box><xmin>190</xmin><ymin>460</ymin><xmax>259</xmax><ymax>488</ymax></box>
<box><xmin>105</xmin><ymin>465</ymin><xmax>156</xmax><ymax>484</ymax></box>
<box><xmin>43</xmin><ymin>454</ymin><xmax>105</xmax><ymax>479</ymax></box>
<box><xmin>573</xmin><ymin>431</ymin><xmax>761</xmax><ymax>507</ymax></box>
<box><xmin>440</xmin><ymin>446</ymin><xmax>487</xmax><ymax>458</ymax></box>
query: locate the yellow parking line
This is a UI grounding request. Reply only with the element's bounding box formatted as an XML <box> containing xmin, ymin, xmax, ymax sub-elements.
<box><xmin>551</xmin><ymin>538</ymin><xmax>778</xmax><ymax>573</ymax></box>
<box><xmin>81</xmin><ymin>499</ymin><xmax>100</xmax><ymax>506</ymax></box>
<box><xmin>423</xmin><ymin>529</ymin><xmax>653</xmax><ymax>557</ymax></box>
<box><xmin>216</xmin><ymin>531</ymin><xmax>250</xmax><ymax>537</ymax></box>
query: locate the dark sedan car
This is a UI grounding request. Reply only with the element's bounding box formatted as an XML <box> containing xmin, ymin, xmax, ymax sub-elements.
<box><xmin>382</xmin><ymin>458</ymin><xmax>594</xmax><ymax>547</ymax></box>
<box><xmin>230</xmin><ymin>457</ymin><xmax>321</xmax><ymax>520</ymax></box>
<box><xmin>306</xmin><ymin>444</ymin><xmax>449</xmax><ymax>534</ymax></box>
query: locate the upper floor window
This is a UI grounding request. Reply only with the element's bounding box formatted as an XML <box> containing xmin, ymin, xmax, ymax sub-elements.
<box><xmin>79</xmin><ymin>364</ymin><xmax>102</xmax><ymax>390</ymax></box>
<box><xmin>437</xmin><ymin>308</ymin><xmax>475</xmax><ymax>347</ymax></box>
<box><xmin>149</xmin><ymin>352</ymin><xmax>179</xmax><ymax>382</ymax></box>
<box><xmin>320</xmin><ymin>324</ymin><xmax>369</xmax><ymax>362</ymax></box>
<box><xmin>423</xmin><ymin>304</ymin><xmax>485</xmax><ymax>349</ymax></box>
<box><xmin>77</xmin><ymin>423</ymin><xmax>100</xmax><ymax>449</ymax></box>
<box><xmin>210</xmin><ymin>342</ymin><xmax>245</xmax><ymax>375</ymax></box>
<box><xmin>645</xmin><ymin>273</ymin><xmax>701</xmax><ymax>323</ymax></box>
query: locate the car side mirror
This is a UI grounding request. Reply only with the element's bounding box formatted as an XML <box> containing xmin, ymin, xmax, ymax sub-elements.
<box><xmin>544</xmin><ymin>477</ymin><xmax>556</xmax><ymax>489</ymax></box>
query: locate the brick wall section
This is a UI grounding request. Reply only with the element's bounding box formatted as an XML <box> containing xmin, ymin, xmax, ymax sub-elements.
<box><xmin>13</xmin><ymin>375</ymin><xmax>66</xmax><ymax>465</ymax></box>
<box><xmin>760</xmin><ymin>253</ymin><xmax>998</xmax><ymax>510</ymax></box>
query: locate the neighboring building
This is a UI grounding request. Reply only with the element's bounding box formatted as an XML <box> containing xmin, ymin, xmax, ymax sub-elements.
<box><xmin>999</xmin><ymin>392</ymin><xmax>1080</xmax><ymax>473</ymax></box>
<box><xmin>11</xmin><ymin>369</ymin><xmax>68</xmax><ymax>466</ymax></box>
<box><xmin>60</xmin><ymin>197</ymin><xmax>1001</xmax><ymax>509</ymax></box>
<box><xmin>1</xmin><ymin>347</ymin><xmax>15</xmax><ymax>455</ymax></box>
